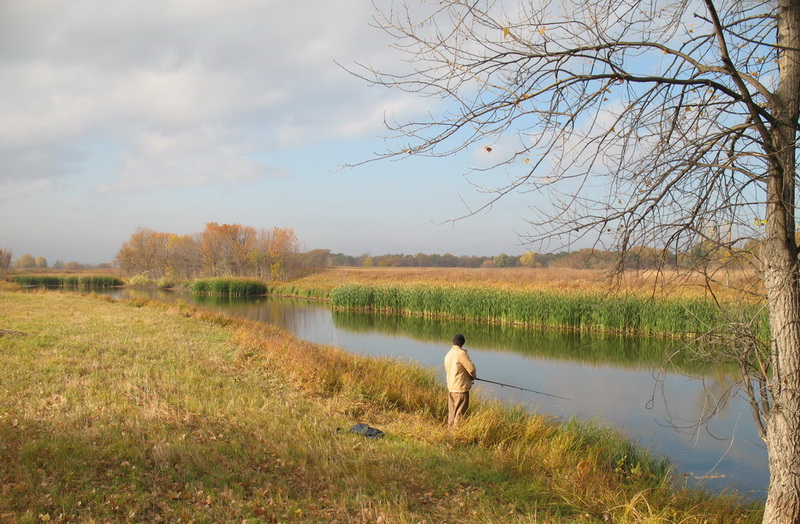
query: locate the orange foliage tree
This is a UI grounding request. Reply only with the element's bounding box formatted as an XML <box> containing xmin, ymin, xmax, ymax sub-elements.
<box><xmin>117</xmin><ymin>223</ymin><xmax>304</xmax><ymax>281</ymax></box>
<box><xmin>116</xmin><ymin>228</ymin><xmax>174</xmax><ymax>278</ymax></box>
<box><xmin>267</xmin><ymin>227</ymin><xmax>300</xmax><ymax>281</ymax></box>
<box><xmin>197</xmin><ymin>222</ymin><xmax>257</xmax><ymax>277</ymax></box>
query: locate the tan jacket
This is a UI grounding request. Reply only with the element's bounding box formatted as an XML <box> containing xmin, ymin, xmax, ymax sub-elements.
<box><xmin>445</xmin><ymin>345</ymin><xmax>476</xmax><ymax>393</ymax></box>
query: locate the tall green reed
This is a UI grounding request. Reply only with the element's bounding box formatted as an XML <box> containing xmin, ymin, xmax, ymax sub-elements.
<box><xmin>191</xmin><ymin>277</ymin><xmax>267</xmax><ymax>296</ymax></box>
<box><xmin>10</xmin><ymin>274</ymin><xmax>124</xmax><ymax>288</ymax></box>
<box><xmin>329</xmin><ymin>283</ymin><xmax>768</xmax><ymax>337</ymax></box>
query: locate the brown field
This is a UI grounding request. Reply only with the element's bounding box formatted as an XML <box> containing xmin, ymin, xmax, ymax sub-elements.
<box><xmin>293</xmin><ymin>266</ymin><xmax>763</xmax><ymax>301</ymax></box>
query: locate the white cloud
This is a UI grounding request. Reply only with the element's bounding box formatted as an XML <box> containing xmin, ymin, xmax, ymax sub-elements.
<box><xmin>0</xmin><ymin>62</ymin><xmax>98</xmax><ymax>148</ymax></box>
<box><xmin>0</xmin><ymin>0</ymin><xmax>429</xmax><ymax>195</ymax></box>
<box><xmin>0</xmin><ymin>173</ymin><xmax>56</xmax><ymax>201</ymax></box>
<box><xmin>96</xmin><ymin>127</ymin><xmax>285</xmax><ymax>193</ymax></box>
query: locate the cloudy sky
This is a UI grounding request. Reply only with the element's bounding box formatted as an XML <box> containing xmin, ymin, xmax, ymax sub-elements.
<box><xmin>1</xmin><ymin>0</ymin><xmax>542</xmax><ymax>265</ymax></box>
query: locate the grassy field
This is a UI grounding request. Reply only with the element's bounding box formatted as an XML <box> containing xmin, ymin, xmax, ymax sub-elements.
<box><xmin>273</xmin><ymin>267</ymin><xmax>763</xmax><ymax>301</ymax></box>
<box><xmin>0</xmin><ymin>290</ymin><xmax>761</xmax><ymax>522</ymax></box>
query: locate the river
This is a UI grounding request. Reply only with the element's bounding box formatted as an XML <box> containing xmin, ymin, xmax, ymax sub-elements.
<box><xmin>102</xmin><ymin>288</ymin><xmax>768</xmax><ymax>498</ymax></box>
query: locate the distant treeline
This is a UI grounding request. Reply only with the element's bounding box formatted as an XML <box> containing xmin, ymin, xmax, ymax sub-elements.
<box><xmin>329</xmin><ymin>242</ymin><xmax>755</xmax><ymax>270</ymax></box>
<box><xmin>3</xmin><ymin>228</ymin><xmax>755</xmax><ymax>283</ymax></box>
<box><xmin>1</xmin><ymin>250</ymin><xmax>112</xmax><ymax>273</ymax></box>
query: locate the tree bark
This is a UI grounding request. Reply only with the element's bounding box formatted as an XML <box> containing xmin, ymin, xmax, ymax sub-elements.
<box><xmin>761</xmin><ymin>1</ymin><xmax>800</xmax><ymax>520</ymax></box>
<box><xmin>762</xmin><ymin>263</ymin><xmax>800</xmax><ymax>523</ymax></box>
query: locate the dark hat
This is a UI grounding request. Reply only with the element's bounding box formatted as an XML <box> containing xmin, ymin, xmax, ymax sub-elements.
<box><xmin>452</xmin><ymin>333</ymin><xmax>465</xmax><ymax>346</ymax></box>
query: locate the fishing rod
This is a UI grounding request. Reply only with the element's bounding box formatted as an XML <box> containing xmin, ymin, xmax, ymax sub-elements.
<box><xmin>474</xmin><ymin>378</ymin><xmax>570</xmax><ymax>401</ymax></box>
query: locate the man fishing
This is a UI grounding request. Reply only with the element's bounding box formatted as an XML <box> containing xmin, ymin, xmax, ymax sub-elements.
<box><xmin>444</xmin><ymin>333</ymin><xmax>476</xmax><ymax>428</ymax></box>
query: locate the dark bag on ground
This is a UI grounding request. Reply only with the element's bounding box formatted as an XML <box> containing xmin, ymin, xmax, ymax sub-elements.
<box><xmin>348</xmin><ymin>423</ymin><xmax>384</xmax><ymax>439</ymax></box>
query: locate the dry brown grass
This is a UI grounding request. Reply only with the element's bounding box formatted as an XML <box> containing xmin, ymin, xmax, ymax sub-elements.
<box><xmin>296</xmin><ymin>266</ymin><xmax>763</xmax><ymax>301</ymax></box>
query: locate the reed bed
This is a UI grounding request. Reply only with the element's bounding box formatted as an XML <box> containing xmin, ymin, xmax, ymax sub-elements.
<box><xmin>269</xmin><ymin>282</ymin><xmax>330</xmax><ymax>300</ymax></box>
<box><xmin>191</xmin><ymin>277</ymin><xmax>267</xmax><ymax>296</ymax></box>
<box><xmin>10</xmin><ymin>274</ymin><xmax>124</xmax><ymax>288</ymax></box>
<box><xmin>330</xmin><ymin>283</ymin><xmax>769</xmax><ymax>338</ymax></box>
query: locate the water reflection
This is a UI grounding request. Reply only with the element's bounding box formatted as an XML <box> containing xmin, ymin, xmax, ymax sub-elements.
<box><xmin>93</xmin><ymin>288</ymin><xmax>767</xmax><ymax>498</ymax></box>
<box><xmin>332</xmin><ymin>309</ymin><xmax>702</xmax><ymax>370</ymax></box>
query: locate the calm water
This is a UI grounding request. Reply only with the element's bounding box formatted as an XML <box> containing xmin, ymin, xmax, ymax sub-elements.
<box><xmin>102</xmin><ymin>288</ymin><xmax>768</xmax><ymax>498</ymax></box>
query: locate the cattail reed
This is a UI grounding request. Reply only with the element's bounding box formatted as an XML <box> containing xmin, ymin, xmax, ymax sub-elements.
<box><xmin>11</xmin><ymin>274</ymin><xmax>124</xmax><ymax>288</ymax></box>
<box><xmin>191</xmin><ymin>277</ymin><xmax>267</xmax><ymax>296</ymax></box>
<box><xmin>330</xmin><ymin>283</ymin><xmax>768</xmax><ymax>337</ymax></box>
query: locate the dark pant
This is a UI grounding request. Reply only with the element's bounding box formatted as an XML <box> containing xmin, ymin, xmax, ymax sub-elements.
<box><xmin>448</xmin><ymin>391</ymin><xmax>470</xmax><ymax>427</ymax></box>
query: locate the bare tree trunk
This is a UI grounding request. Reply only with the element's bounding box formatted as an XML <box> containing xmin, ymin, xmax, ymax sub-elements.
<box><xmin>762</xmin><ymin>170</ymin><xmax>800</xmax><ymax>522</ymax></box>
<box><xmin>761</xmin><ymin>2</ymin><xmax>800</xmax><ymax>518</ymax></box>
<box><xmin>763</xmin><ymin>263</ymin><xmax>800</xmax><ymax>522</ymax></box>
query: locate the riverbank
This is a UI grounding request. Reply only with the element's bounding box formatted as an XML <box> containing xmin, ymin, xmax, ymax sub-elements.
<box><xmin>0</xmin><ymin>290</ymin><xmax>761</xmax><ymax>522</ymax></box>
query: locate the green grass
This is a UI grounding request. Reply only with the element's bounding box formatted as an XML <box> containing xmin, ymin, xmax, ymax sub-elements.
<box><xmin>0</xmin><ymin>291</ymin><xmax>762</xmax><ymax>522</ymax></box>
<box><xmin>191</xmin><ymin>277</ymin><xmax>267</xmax><ymax>296</ymax></box>
<box><xmin>329</xmin><ymin>283</ymin><xmax>769</xmax><ymax>338</ymax></box>
<box><xmin>9</xmin><ymin>274</ymin><xmax>124</xmax><ymax>288</ymax></box>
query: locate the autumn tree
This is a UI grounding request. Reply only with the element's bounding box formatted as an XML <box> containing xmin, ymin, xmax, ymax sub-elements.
<box><xmin>165</xmin><ymin>233</ymin><xmax>201</xmax><ymax>280</ymax></box>
<box><xmin>250</xmin><ymin>227</ymin><xmax>295</xmax><ymax>280</ymax></box>
<box><xmin>493</xmin><ymin>253</ymin><xmax>517</xmax><ymax>267</ymax></box>
<box><xmin>197</xmin><ymin>222</ymin><xmax>256</xmax><ymax>277</ymax></box>
<box><xmin>263</xmin><ymin>227</ymin><xmax>301</xmax><ymax>281</ymax></box>
<box><xmin>116</xmin><ymin>228</ymin><xmax>203</xmax><ymax>279</ymax></box>
<box><xmin>116</xmin><ymin>224</ymin><xmax>310</xmax><ymax>280</ymax></box>
<box><xmin>116</xmin><ymin>228</ymin><xmax>172</xmax><ymax>278</ymax></box>
<box><xmin>0</xmin><ymin>249</ymin><xmax>11</xmax><ymax>278</ymax></box>
<box><xmin>376</xmin><ymin>253</ymin><xmax>405</xmax><ymax>267</ymax></box>
<box><xmin>303</xmin><ymin>249</ymin><xmax>332</xmax><ymax>269</ymax></box>
<box><xmin>519</xmin><ymin>251</ymin><xmax>537</xmax><ymax>268</ymax></box>
<box><xmin>362</xmin><ymin>0</ymin><xmax>800</xmax><ymax>520</ymax></box>
<box><xmin>12</xmin><ymin>253</ymin><xmax>36</xmax><ymax>269</ymax></box>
